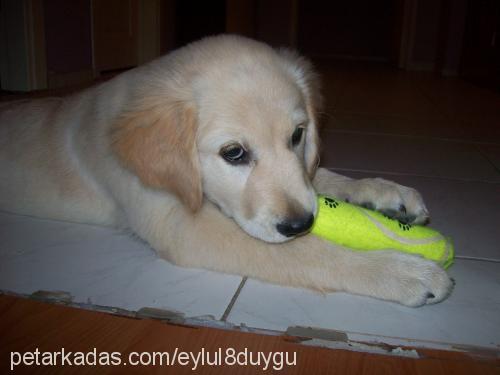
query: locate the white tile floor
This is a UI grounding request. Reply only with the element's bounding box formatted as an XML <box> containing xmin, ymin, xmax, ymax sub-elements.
<box><xmin>320</xmin><ymin>130</ymin><xmax>500</xmax><ymax>183</ymax></box>
<box><xmin>1</xmin><ymin>64</ymin><xmax>499</xmax><ymax>352</ymax></box>
<box><xmin>225</xmin><ymin>259</ymin><xmax>500</xmax><ymax>349</ymax></box>
<box><xmin>0</xmin><ymin>213</ymin><xmax>243</xmax><ymax>318</ymax></box>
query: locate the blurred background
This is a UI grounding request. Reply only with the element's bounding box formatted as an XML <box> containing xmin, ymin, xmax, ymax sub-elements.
<box><xmin>1</xmin><ymin>0</ymin><xmax>499</xmax><ymax>92</ymax></box>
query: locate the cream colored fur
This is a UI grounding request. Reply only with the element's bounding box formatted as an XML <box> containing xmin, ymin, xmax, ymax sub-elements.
<box><xmin>0</xmin><ymin>35</ymin><xmax>452</xmax><ymax>306</ymax></box>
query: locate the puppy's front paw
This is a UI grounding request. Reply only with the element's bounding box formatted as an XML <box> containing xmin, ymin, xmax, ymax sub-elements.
<box><xmin>346</xmin><ymin>178</ymin><xmax>430</xmax><ymax>225</ymax></box>
<box><xmin>366</xmin><ymin>252</ymin><xmax>454</xmax><ymax>307</ymax></box>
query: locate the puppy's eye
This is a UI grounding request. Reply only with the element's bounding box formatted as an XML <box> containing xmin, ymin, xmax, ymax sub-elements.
<box><xmin>291</xmin><ymin>127</ymin><xmax>304</xmax><ymax>147</ymax></box>
<box><xmin>220</xmin><ymin>144</ymin><xmax>248</xmax><ymax>164</ymax></box>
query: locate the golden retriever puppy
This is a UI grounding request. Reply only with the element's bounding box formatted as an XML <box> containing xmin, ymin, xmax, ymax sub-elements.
<box><xmin>0</xmin><ymin>35</ymin><xmax>453</xmax><ymax>306</ymax></box>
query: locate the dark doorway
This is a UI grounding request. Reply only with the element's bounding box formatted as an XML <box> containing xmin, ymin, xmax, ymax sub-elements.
<box><xmin>174</xmin><ymin>0</ymin><xmax>227</xmax><ymax>48</ymax></box>
<box><xmin>297</xmin><ymin>0</ymin><xmax>396</xmax><ymax>61</ymax></box>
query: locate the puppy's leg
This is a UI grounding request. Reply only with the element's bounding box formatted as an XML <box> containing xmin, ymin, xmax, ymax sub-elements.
<box><xmin>313</xmin><ymin>168</ymin><xmax>429</xmax><ymax>224</ymax></box>
<box><xmin>135</xmin><ymin>201</ymin><xmax>452</xmax><ymax>307</ymax></box>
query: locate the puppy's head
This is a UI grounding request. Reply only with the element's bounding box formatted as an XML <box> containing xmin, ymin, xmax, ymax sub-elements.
<box><xmin>112</xmin><ymin>36</ymin><xmax>322</xmax><ymax>243</ymax></box>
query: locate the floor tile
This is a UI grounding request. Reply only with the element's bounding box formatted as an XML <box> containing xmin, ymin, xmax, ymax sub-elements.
<box><xmin>323</xmin><ymin>170</ymin><xmax>500</xmax><ymax>261</ymax></box>
<box><xmin>416</xmin><ymin>76</ymin><xmax>500</xmax><ymax>120</ymax></box>
<box><xmin>455</xmin><ymin>118</ymin><xmax>500</xmax><ymax>144</ymax></box>
<box><xmin>319</xmin><ymin>131</ymin><xmax>500</xmax><ymax>182</ymax></box>
<box><xmin>0</xmin><ymin>212</ymin><xmax>242</xmax><ymax>318</ymax></box>
<box><xmin>322</xmin><ymin>113</ymin><xmax>500</xmax><ymax>144</ymax></box>
<box><xmin>332</xmin><ymin>69</ymin><xmax>441</xmax><ymax>119</ymax></box>
<box><xmin>315</xmin><ymin>61</ymin><xmax>355</xmax><ymax>111</ymax></box>
<box><xmin>226</xmin><ymin>259</ymin><xmax>500</xmax><ymax>349</ymax></box>
<box><xmin>478</xmin><ymin>144</ymin><xmax>500</xmax><ymax>172</ymax></box>
<box><xmin>317</xmin><ymin>63</ymin><xmax>500</xmax><ymax>144</ymax></box>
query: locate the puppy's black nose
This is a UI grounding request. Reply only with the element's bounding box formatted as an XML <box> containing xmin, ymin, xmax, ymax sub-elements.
<box><xmin>276</xmin><ymin>214</ymin><xmax>314</xmax><ymax>237</ymax></box>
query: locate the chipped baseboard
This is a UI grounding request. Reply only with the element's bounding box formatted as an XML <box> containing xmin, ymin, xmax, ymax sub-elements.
<box><xmin>2</xmin><ymin>289</ymin><xmax>498</xmax><ymax>361</ymax></box>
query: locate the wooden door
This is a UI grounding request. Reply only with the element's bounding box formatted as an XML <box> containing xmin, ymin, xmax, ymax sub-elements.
<box><xmin>460</xmin><ymin>0</ymin><xmax>500</xmax><ymax>91</ymax></box>
<box><xmin>92</xmin><ymin>0</ymin><xmax>139</xmax><ymax>73</ymax></box>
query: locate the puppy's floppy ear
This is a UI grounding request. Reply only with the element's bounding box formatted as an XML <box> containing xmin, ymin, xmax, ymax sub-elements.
<box><xmin>110</xmin><ymin>102</ymin><xmax>202</xmax><ymax>212</ymax></box>
<box><xmin>296</xmin><ymin>58</ymin><xmax>322</xmax><ymax>178</ymax></box>
<box><xmin>304</xmin><ymin>116</ymin><xmax>320</xmax><ymax>178</ymax></box>
<box><xmin>278</xmin><ymin>49</ymin><xmax>323</xmax><ymax>177</ymax></box>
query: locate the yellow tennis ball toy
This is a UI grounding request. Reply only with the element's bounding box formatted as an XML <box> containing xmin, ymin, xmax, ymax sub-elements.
<box><xmin>311</xmin><ymin>195</ymin><xmax>454</xmax><ymax>269</ymax></box>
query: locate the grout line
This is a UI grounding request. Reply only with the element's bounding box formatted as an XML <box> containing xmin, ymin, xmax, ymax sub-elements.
<box><xmin>220</xmin><ymin>277</ymin><xmax>247</xmax><ymax>322</ymax></box>
<box><xmin>455</xmin><ymin>256</ymin><xmax>500</xmax><ymax>264</ymax></box>
<box><xmin>473</xmin><ymin>144</ymin><xmax>500</xmax><ymax>176</ymax></box>
<box><xmin>321</xmin><ymin>127</ymin><xmax>500</xmax><ymax>146</ymax></box>
<box><xmin>414</xmin><ymin>77</ymin><xmax>454</xmax><ymax>125</ymax></box>
<box><xmin>325</xmin><ymin>167</ymin><xmax>500</xmax><ymax>185</ymax></box>
<box><xmin>328</xmin><ymin>108</ymin><xmax>442</xmax><ymax>119</ymax></box>
<box><xmin>220</xmin><ymin>258</ymin><xmax>500</xmax><ymax>320</ymax></box>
